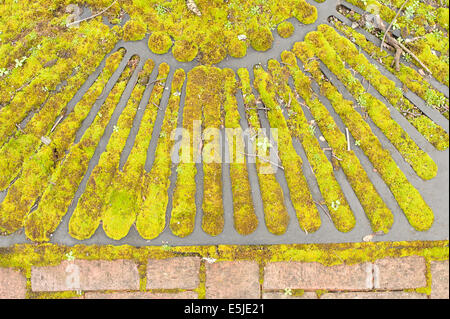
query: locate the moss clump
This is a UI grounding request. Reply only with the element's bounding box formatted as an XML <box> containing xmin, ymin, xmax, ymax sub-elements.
<box><xmin>199</xmin><ymin>39</ymin><xmax>227</xmax><ymax>65</ymax></box>
<box><xmin>227</xmin><ymin>37</ymin><xmax>247</xmax><ymax>58</ymax></box>
<box><xmin>23</xmin><ymin>56</ymin><xmax>138</xmax><ymax>242</ymax></box>
<box><xmin>249</xmin><ymin>26</ymin><xmax>274</xmax><ymax>52</ymax></box>
<box><xmin>237</xmin><ymin>68</ymin><xmax>290</xmax><ymax>235</ymax></box>
<box><xmin>137</xmin><ymin>69</ymin><xmax>186</xmax><ymax>240</ymax></box>
<box><xmin>293</xmin><ymin>0</ymin><xmax>318</xmax><ymax>24</ymax></box>
<box><xmin>277</xmin><ymin>21</ymin><xmax>295</xmax><ymax>38</ymax></box>
<box><xmin>173</xmin><ymin>40</ymin><xmax>198</xmax><ymax>62</ymax></box>
<box><xmin>122</xmin><ymin>19</ymin><xmax>147</xmax><ymax>42</ymax></box>
<box><xmin>148</xmin><ymin>31</ymin><xmax>173</xmax><ymax>54</ymax></box>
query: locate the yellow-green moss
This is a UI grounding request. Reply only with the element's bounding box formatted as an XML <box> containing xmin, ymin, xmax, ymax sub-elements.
<box><xmin>173</xmin><ymin>39</ymin><xmax>198</xmax><ymax>62</ymax></box>
<box><xmin>267</xmin><ymin>59</ymin><xmax>356</xmax><ymax>233</ymax></box>
<box><xmin>307</xmin><ymin>28</ymin><xmax>438</xmax><ymax>180</ymax></box>
<box><xmin>103</xmin><ymin>63</ymin><xmax>170</xmax><ymax>241</ymax></box>
<box><xmin>123</xmin><ymin>19</ymin><xmax>147</xmax><ymax>42</ymax></box>
<box><xmin>227</xmin><ymin>37</ymin><xmax>248</xmax><ymax>58</ymax></box>
<box><xmin>253</xmin><ymin>66</ymin><xmax>321</xmax><ymax>234</ymax></box>
<box><xmin>69</xmin><ymin>59</ymin><xmax>154</xmax><ymax>241</ymax></box>
<box><xmin>137</xmin><ymin>68</ymin><xmax>186</xmax><ymax>240</ymax></box>
<box><xmin>0</xmin><ymin>48</ymin><xmax>125</xmax><ymax>236</ymax></box>
<box><xmin>281</xmin><ymin>50</ymin><xmax>393</xmax><ymax>233</ymax></box>
<box><xmin>223</xmin><ymin>68</ymin><xmax>258</xmax><ymax>236</ymax></box>
<box><xmin>249</xmin><ymin>26</ymin><xmax>274</xmax><ymax>52</ymax></box>
<box><xmin>237</xmin><ymin>67</ymin><xmax>290</xmax><ymax>235</ymax></box>
<box><xmin>23</xmin><ymin>56</ymin><xmax>138</xmax><ymax>242</ymax></box>
<box><xmin>277</xmin><ymin>21</ymin><xmax>295</xmax><ymax>38</ymax></box>
<box><xmin>148</xmin><ymin>31</ymin><xmax>173</xmax><ymax>55</ymax></box>
<box><xmin>293</xmin><ymin>40</ymin><xmax>434</xmax><ymax>232</ymax></box>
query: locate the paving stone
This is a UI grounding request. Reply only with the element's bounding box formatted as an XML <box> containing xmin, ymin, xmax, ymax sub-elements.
<box><xmin>84</xmin><ymin>291</ymin><xmax>198</xmax><ymax>299</ymax></box>
<box><xmin>374</xmin><ymin>256</ymin><xmax>426</xmax><ymax>290</ymax></box>
<box><xmin>321</xmin><ymin>292</ymin><xmax>427</xmax><ymax>299</ymax></box>
<box><xmin>263</xmin><ymin>262</ymin><xmax>370</xmax><ymax>290</ymax></box>
<box><xmin>263</xmin><ymin>292</ymin><xmax>318</xmax><ymax>299</ymax></box>
<box><xmin>146</xmin><ymin>257</ymin><xmax>201</xmax><ymax>290</ymax></box>
<box><xmin>31</xmin><ymin>260</ymin><xmax>140</xmax><ymax>292</ymax></box>
<box><xmin>0</xmin><ymin>268</ymin><xmax>27</xmax><ymax>299</ymax></box>
<box><xmin>206</xmin><ymin>261</ymin><xmax>260</xmax><ymax>299</ymax></box>
<box><xmin>430</xmin><ymin>260</ymin><xmax>449</xmax><ymax>299</ymax></box>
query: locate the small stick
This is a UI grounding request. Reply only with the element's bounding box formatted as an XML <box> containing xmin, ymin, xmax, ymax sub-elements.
<box><xmin>15</xmin><ymin>123</ymin><xmax>24</xmax><ymax>133</ymax></box>
<box><xmin>381</xmin><ymin>0</ymin><xmax>408</xmax><ymax>51</ymax></box>
<box><xmin>51</xmin><ymin>115</ymin><xmax>64</xmax><ymax>132</ymax></box>
<box><xmin>345</xmin><ymin>128</ymin><xmax>351</xmax><ymax>151</ymax></box>
<box><xmin>148</xmin><ymin>77</ymin><xmax>167</xmax><ymax>86</ymax></box>
<box><xmin>396</xmin><ymin>41</ymin><xmax>432</xmax><ymax>75</ymax></box>
<box><xmin>314</xmin><ymin>201</ymin><xmax>333</xmax><ymax>223</ymax></box>
<box><xmin>67</xmin><ymin>0</ymin><xmax>117</xmax><ymax>27</ymax></box>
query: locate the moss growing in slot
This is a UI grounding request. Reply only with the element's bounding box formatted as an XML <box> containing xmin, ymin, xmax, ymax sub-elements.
<box><xmin>306</xmin><ymin>29</ymin><xmax>438</xmax><ymax>181</ymax></box>
<box><xmin>102</xmin><ymin>63</ymin><xmax>170</xmax><ymax>241</ymax></box>
<box><xmin>173</xmin><ymin>39</ymin><xmax>198</xmax><ymax>62</ymax></box>
<box><xmin>237</xmin><ymin>68</ymin><xmax>290</xmax><ymax>235</ymax></box>
<box><xmin>200</xmin><ymin>67</ymin><xmax>225</xmax><ymax>236</ymax></box>
<box><xmin>123</xmin><ymin>19</ymin><xmax>147</xmax><ymax>42</ymax></box>
<box><xmin>223</xmin><ymin>68</ymin><xmax>258</xmax><ymax>236</ymax></box>
<box><xmin>277</xmin><ymin>21</ymin><xmax>295</xmax><ymax>38</ymax></box>
<box><xmin>23</xmin><ymin>56</ymin><xmax>138</xmax><ymax>242</ymax></box>
<box><xmin>69</xmin><ymin>60</ymin><xmax>155</xmax><ymax>241</ymax></box>
<box><xmin>199</xmin><ymin>39</ymin><xmax>227</xmax><ymax>65</ymax></box>
<box><xmin>281</xmin><ymin>50</ymin><xmax>393</xmax><ymax>233</ymax></box>
<box><xmin>249</xmin><ymin>26</ymin><xmax>274</xmax><ymax>52</ymax></box>
<box><xmin>267</xmin><ymin>59</ymin><xmax>356</xmax><ymax>233</ymax></box>
<box><xmin>148</xmin><ymin>31</ymin><xmax>173</xmax><ymax>54</ymax></box>
<box><xmin>293</xmin><ymin>40</ymin><xmax>434</xmax><ymax>232</ymax></box>
<box><xmin>137</xmin><ymin>69</ymin><xmax>186</xmax><ymax>240</ymax></box>
<box><xmin>0</xmin><ymin>45</ymin><xmax>125</xmax><ymax>235</ymax></box>
<box><xmin>253</xmin><ymin>66</ymin><xmax>321</xmax><ymax>234</ymax></box>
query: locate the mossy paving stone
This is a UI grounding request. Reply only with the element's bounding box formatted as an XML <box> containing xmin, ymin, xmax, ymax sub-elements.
<box><xmin>0</xmin><ymin>1</ymin><xmax>448</xmax><ymax>247</ymax></box>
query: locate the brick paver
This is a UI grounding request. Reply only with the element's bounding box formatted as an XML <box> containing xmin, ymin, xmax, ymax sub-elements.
<box><xmin>0</xmin><ymin>268</ymin><xmax>27</xmax><ymax>299</ymax></box>
<box><xmin>146</xmin><ymin>257</ymin><xmax>201</xmax><ymax>290</ymax></box>
<box><xmin>206</xmin><ymin>261</ymin><xmax>260</xmax><ymax>299</ymax></box>
<box><xmin>374</xmin><ymin>256</ymin><xmax>426</xmax><ymax>290</ymax></box>
<box><xmin>263</xmin><ymin>262</ymin><xmax>370</xmax><ymax>290</ymax></box>
<box><xmin>263</xmin><ymin>292</ymin><xmax>318</xmax><ymax>299</ymax></box>
<box><xmin>31</xmin><ymin>260</ymin><xmax>140</xmax><ymax>292</ymax></box>
<box><xmin>320</xmin><ymin>292</ymin><xmax>427</xmax><ymax>299</ymax></box>
<box><xmin>430</xmin><ymin>260</ymin><xmax>449</xmax><ymax>299</ymax></box>
<box><xmin>84</xmin><ymin>291</ymin><xmax>198</xmax><ymax>299</ymax></box>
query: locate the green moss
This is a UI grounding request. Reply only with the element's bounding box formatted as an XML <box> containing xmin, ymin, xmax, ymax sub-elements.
<box><xmin>69</xmin><ymin>59</ymin><xmax>154</xmax><ymax>241</ymax></box>
<box><xmin>293</xmin><ymin>40</ymin><xmax>434</xmax><ymax>232</ymax></box>
<box><xmin>23</xmin><ymin>56</ymin><xmax>138</xmax><ymax>242</ymax></box>
<box><xmin>253</xmin><ymin>66</ymin><xmax>321</xmax><ymax>234</ymax></box>
<box><xmin>267</xmin><ymin>59</ymin><xmax>356</xmax><ymax>233</ymax></box>
<box><xmin>223</xmin><ymin>68</ymin><xmax>258</xmax><ymax>236</ymax></box>
<box><xmin>0</xmin><ymin>48</ymin><xmax>125</xmax><ymax>236</ymax></box>
<box><xmin>227</xmin><ymin>37</ymin><xmax>247</xmax><ymax>58</ymax></box>
<box><xmin>103</xmin><ymin>63</ymin><xmax>170</xmax><ymax>241</ymax></box>
<box><xmin>137</xmin><ymin>68</ymin><xmax>186</xmax><ymax>240</ymax></box>
<box><xmin>148</xmin><ymin>31</ymin><xmax>173</xmax><ymax>54</ymax></box>
<box><xmin>173</xmin><ymin>39</ymin><xmax>198</xmax><ymax>62</ymax></box>
<box><xmin>249</xmin><ymin>26</ymin><xmax>274</xmax><ymax>52</ymax></box>
<box><xmin>281</xmin><ymin>50</ymin><xmax>393</xmax><ymax>233</ymax></box>
<box><xmin>277</xmin><ymin>21</ymin><xmax>295</xmax><ymax>38</ymax></box>
<box><xmin>199</xmin><ymin>38</ymin><xmax>227</xmax><ymax>65</ymax></box>
<box><xmin>237</xmin><ymin>68</ymin><xmax>290</xmax><ymax>235</ymax></box>
<box><xmin>123</xmin><ymin>19</ymin><xmax>147</xmax><ymax>42</ymax></box>
<box><xmin>308</xmin><ymin>28</ymin><xmax>438</xmax><ymax>180</ymax></box>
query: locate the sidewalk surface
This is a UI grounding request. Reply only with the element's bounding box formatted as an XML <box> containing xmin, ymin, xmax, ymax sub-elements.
<box><xmin>1</xmin><ymin>255</ymin><xmax>448</xmax><ymax>299</ymax></box>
